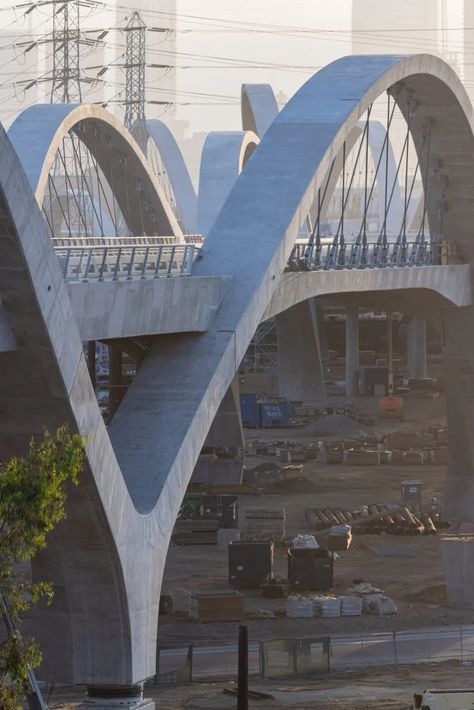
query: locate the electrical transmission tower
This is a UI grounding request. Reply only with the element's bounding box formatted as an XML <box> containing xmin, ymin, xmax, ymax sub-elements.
<box><xmin>123</xmin><ymin>11</ymin><xmax>147</xmax><ymax>145</ymax></box>
<box><xmin>50</xmin><ymin>0</ymin><xmax>83</xmax><ymax>103</ymax></box>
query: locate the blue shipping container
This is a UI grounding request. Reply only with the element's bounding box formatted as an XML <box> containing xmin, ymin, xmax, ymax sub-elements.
<box><xmin>260</xmin><ymin>401</ymin><xmax>290</xmax><ymax>427</ymax></box>
<box><xmin>240</xmin><ymin>394</ymin><xmax>260</xmax><ymax>428</ymax></box>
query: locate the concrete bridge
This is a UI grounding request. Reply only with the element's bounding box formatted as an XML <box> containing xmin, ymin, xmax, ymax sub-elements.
<box><xmin>1</xmin><ymin>54</ymin><xmax>474</xmax><ymax>708</ymax></box>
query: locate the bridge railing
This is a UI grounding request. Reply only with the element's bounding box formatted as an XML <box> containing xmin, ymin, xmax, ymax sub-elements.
<box><xmin>55</xmin><ymin>244</ymin><xmax>196</xmax><ymax>282</ymax></box>
<box><xmin>290</xmin><ymin>240</ymin><xmax>442</xmax><ymax>270</ymax></box>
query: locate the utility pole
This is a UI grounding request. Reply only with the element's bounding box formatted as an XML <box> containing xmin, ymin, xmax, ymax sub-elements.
<box><xmin>50</xmin><ymin>0</ymin><xmax>82</xmax><ymax>103</ymax></box>
<box><xmin>123</xmin><ymin>11</ymin><xmax>147</xmax><ymax>148</ymax></box>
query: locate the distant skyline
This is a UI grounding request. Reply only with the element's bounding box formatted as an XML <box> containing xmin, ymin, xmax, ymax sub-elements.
<box><xmin>0</xmin><ymin>0</ymin><xmax>472</xmax><ymax>132</ymax></box>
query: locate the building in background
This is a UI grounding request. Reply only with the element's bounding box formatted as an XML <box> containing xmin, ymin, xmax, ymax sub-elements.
<box><xmin>352</xmin><ymin>0</ymin><xmax>440</xmax><ymax>56</ymax></box>
<box><xmin>464</xmin><ymin>0</ymin><xmax>474</xmax><ymax>98</ymax></box>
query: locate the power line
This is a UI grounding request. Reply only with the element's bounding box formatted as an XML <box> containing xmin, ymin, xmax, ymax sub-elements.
<box><xmin>123</xmin><ymin>11</ymin><xmax>146</xmax><ymax>146</ymax></box>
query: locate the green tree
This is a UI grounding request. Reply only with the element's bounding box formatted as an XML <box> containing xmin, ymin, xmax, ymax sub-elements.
<box><xmin>0</xmin><ymin>426</ymin><xmax>85</xmax><ymax>709</ymax></box>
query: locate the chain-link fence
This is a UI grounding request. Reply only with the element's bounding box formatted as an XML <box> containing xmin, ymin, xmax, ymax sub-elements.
<box><xmin>152</xmin><ymin>625</ymin><xmax>474</xmax><ymax>686</ymax></box>
<box><xmin>155</xmin><ymin>636</ymin><xmax>330</xmax><ymax>685</ymax></box>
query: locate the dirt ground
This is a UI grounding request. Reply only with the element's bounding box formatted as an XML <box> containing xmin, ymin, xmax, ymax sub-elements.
<box><xmin>158</xmin><ymin>393</ymin><xmax>471</xmax><ymax>645</ymax></box>
<box><xmin>45</xmin><ymin>392</ymin><xmax>474</xmax><ymax>710</ymax></box>
<box><xmin>48</xmin><ymin>660</ymin><xmax>474</xmax><ymax>709</ymax></box>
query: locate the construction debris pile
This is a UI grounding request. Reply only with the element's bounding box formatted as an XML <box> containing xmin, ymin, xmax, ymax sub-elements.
<box><xmin>245</xmin><ymin>426</ymin><xmax>448</xmax><ymax>469</ymax></box>
<box><xmin>306</xmin><ymin>505</ymin><xmax>441</xmax><ymax>536</ymax></box>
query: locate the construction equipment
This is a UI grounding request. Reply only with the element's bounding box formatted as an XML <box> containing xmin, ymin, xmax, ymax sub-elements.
<box><xmin>378</xmin><ymin>310</ymin><xmax>404</xmax><ymax>419</ymax></box>
<box><xmin>379</xmin><ymin>395</ymin><xmax>404</xmax><ymax>420</ymax></box>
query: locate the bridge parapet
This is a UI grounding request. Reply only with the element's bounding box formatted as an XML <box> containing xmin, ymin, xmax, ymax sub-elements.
<box><xmin>290</xmin><ymin>240</ymin><xmax>445</xmax><ymax>270</ymax></box>
<box><xmin>55</xmin><ymin>243</ymin><xmax>196</xmax><ymax>281</ymax></box>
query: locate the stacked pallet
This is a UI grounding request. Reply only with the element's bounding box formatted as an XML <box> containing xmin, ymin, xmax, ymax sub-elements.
<box><xmin>339</xmin><ymin>595</ymin><xmax>363</xmax><ymax>616</ymax></box>
<box><xmin>286</xmin><ymin>596</ymin><xmax>313</xmax><ymax>618</ymax></box>
<box><xmin>363</xmin><ymin>594</ymin><xmax>398</xmax><ymax>615</ymax></box>
<box><xmin>190</xmin><ymin>591</ymin><xmax>244</xmax><ymax>621</ymax></box>
<box><xmin>328</xmin><ymin>524</ymin><xmax>352</xmax><ymax>551</ymax></box>
<box><xmin>241</xmin><ymin>508</ymin><xmax>286</xmax><ymax>542</ymax></box>
<box><xmin>312</xmin><ymin>595</ymin><xmax>341</xmax><ymax>618</ymax></box>
<box><xmin>173</xmin><ymin>519</ymin><xmax>219</xmax><ymax>545</ymax></box>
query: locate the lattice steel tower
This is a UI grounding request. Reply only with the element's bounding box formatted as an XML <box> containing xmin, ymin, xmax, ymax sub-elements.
<box><xmin>124</xmin><ymin>11</ymin><xmax>146</xmax><ymax>136</ymax></box>
<box><xmin>50</xmin><ymin>0</ymin><xmax>82</xmax><ymax>103</ymax></box>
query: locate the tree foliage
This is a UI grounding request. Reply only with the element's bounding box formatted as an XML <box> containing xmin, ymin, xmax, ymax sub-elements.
<box><xmin>0</xmin><ymin>426</ymin><xmax>84</xmax><ymax>709</ymax></box>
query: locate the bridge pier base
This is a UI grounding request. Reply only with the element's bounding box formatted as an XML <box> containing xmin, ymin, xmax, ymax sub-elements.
<box><xmin>275</xmin><ymin>299</ymin><xmax>325</xmax><ymax>402</ymax></box>
<box><xmin>345</xmin><ymin>306</ymin><xmax>359</xmax><ymax>397</ymax></box>
<box><xmin>408</xmin><ymin>316</ymin><xmax>427</xmax><ymax>379</ymax></box>
<box><xmin>78</xmin><ymin>685</ymin><xmax>154</xmax><ymax>709</ymax></box>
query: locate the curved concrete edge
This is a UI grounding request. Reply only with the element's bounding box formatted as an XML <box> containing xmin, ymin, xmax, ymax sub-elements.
<box><xmin>241</xmin><ymin>83</ymin><xmax>279</xmax><ymax>137</ymax></box>
<box><xmin>8</xmin><ymin>104</ymin><xmax>183</xmax><ymax>240</ymax></box>
<box><xmin>196</xmin><ymin>130</ymin><xmax>259</xmax><ymax>235</ymax></box>
<box><xmin>5</xmin><ymin>53</ymin><xmax>474</xmax><ymax>687</ymax></box>
<box><xmin>146</xmin><ymin>120</ymin><xmax>197</xmax><ymax>233</ymax></box>
<box><xmin>0</xmin><ymin>124</ymin><xmax>145</xmax><ymax>683</ymax></box>
<box><xmin>67</xmin><ymin>275</ymin><xmax>232</xmax><ymax>341</ymax></box>
<box><xmin>264</xmin><ymin>264</ymin><xmax>472</xmax><ymax>320</ymax></box>
<box><xmin>109</xmin><ymin>54</ymin><xmax>474</xmax><ymax>512</ymax></box>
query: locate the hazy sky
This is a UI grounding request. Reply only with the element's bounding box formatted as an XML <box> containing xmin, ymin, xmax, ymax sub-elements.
<box><xmin>173</xmin><ymin>0</ymin><xmax>352</xmax><ymax>131</ymax></box>
<box><xmin>0</xmin><ymin>0</ymin><xmax>469</xmax><ymax>131</ymax></box>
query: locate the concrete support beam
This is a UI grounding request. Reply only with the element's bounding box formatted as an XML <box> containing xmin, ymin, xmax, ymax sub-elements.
<box><xmin>203</xmin><ymin>375</ymin><xmax>244</xmax><ymax>450</ymax></box>
<box><xmin>409</xmin><ymin>316</ymin><xmax>427</xmax><ymax>379</ymax></box>
<box><xmin>275</xmin><ymin>300</ymin><xmax>326</xmax><ymax>403</ymax></box>
<box><xmin>441</xmin><ymin>536</ymin><xmax>474</xmax><ymax>609</ymax></box>
<box><xmin>345</xmin><ymin>306</ymin><xmax>359</xmax><ymax>397</ymax></box>
<box><xmin>314</xmin><ymin>300</ymin><xmax>328</xmax><ymax>361</ymax></box>
<box><xmin>442</xmin><ymin>306</ymin><xmax>474</xmax><ymax>522</ymax></box>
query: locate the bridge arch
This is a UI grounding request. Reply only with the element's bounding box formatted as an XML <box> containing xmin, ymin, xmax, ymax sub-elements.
<box><xmin>106</xmin><ymin>51</ymin><xmax>474</xmax><ymax>675</ymax></box>
<box><xmin>241</xmin><ymin>83</ymin><xmax>279</xmax><ymax>137</ymax></box>
<box><xmin>145</xmin><ymin>119</ymin><xmax>198</xmax><ymax>234</ymax></box>
<box><xmin>2</xmin><ymin>54</ymin><xmax>474</xmax><ymax>693</ymax></box>
<box><xmin>8</xmin><ymin>104</ymin><xmax>182</xmax><ymax>240</ymax></box>
<box><xmin>196</xmin><ymin>130</ymin><xmax>259</xmax><ymax>235</ymax></box>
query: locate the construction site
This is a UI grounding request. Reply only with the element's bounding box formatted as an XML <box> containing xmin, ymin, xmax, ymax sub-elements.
<box><xmin>4</xmin><ymin>0</ymin><xmax>474</xmax><ymax>707</ymax></box>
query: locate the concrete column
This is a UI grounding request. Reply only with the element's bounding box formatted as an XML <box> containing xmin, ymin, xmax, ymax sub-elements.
<box><xmin>345</xmin><ymin>306</ymin><xmax>359</xmax><ymax>397</ymax></box>
<box><xmin>108</xmin><ymin>346</ymin><xmax>123</xmax><ymax>417</ymax></box>
<box><xmin>193</xmin><ymin>374</ymin><xmax>245</xmax><ymax>486</ymax></box>
<box><xmin>410</xmin><ymin>316</ymin><xmax>427</xmax><ymax>379</ymax></box>
<box><xmin>313</xmin><ymin>299</ymin><xmax>329</xmax><ymax>360</ymax></box>
<box><xmin>441</xmin><ymin>537</ymin><xmax>474</xmax><ymax>610</ymax></box>
<box><xmin>406</xmin><ymin>320</ymin><xmax>413</xmax><ymax>375</ymax></box>
<box><xmin>275</xmin><ymin>299</ymin><xmax>326</xmax><ymax>402</ymax></box>
<box><xmin>87</xmin><ymin>340</ymin><xmax>96</xmax><ymax>389</ymax></box>
<box><xmin>442</xmin><ymin>305</ymin><xmax>474</xmax><ymax>522</ymax></box>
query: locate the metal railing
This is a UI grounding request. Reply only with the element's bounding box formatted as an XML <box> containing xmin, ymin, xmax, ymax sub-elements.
<box><xmin>290</xmin><ymin>240</ymin><xmax>442</xmax><ymax>270</ymax></box>
<box><xmin>55</xmin><ymin>244</ymin><xmax>196</xmax><ymax>282</ymax></box>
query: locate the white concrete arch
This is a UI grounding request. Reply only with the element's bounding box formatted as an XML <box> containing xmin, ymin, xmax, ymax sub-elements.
<box><xmin>8</xmin><ymin>104</ymin><xmax>183</xmax><ymax>240</ymax></box>
<box><xmin>196</xmin><ymin>130</ymin><xmax>259</xmax><ymax>235</ymax></box>
<box><xmin>145</xmin><ymin>119</ymin><xmax>198</xmax><ymax>234</ymax></box>
<box><xmin>241</xmin><ymin>83</ymin><xmax>279</xmax><ymax>137</ymax></box>
<box><xmin>105</xmin><ymin>53</ymin><xmax>474</xmax><ymax>679</ymax></box>
<box><xmin>3</xmin><ymin>54</ymin><xmax>474</xmax><ymax>695</ymax></box>
<box><xmin>121</xmin><ymin>55</ymin><xmax>473</xmax><ymax>508</ymax></box>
